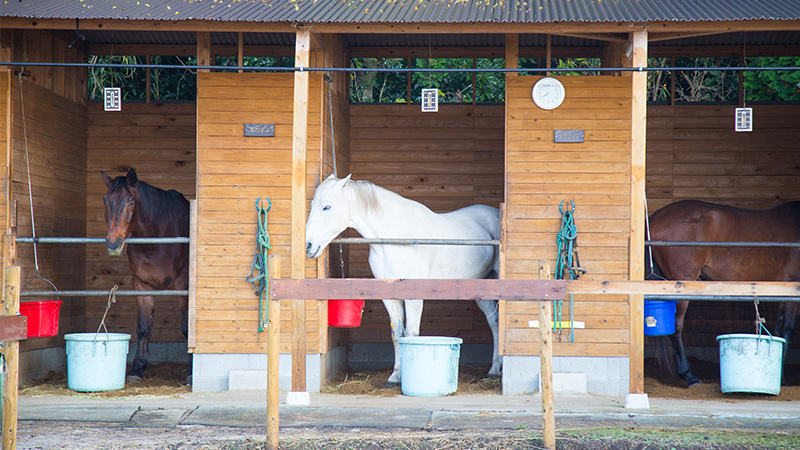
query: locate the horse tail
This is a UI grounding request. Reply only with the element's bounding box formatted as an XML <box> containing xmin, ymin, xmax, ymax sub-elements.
<box><xmin>653</xmin><ymin>335</ymin><xmax>680</xmax><ymax>384</ymax></box>
<box><xmin>644</xmin><ymin>255</ymin><xmax>682</xmax><ymax>383</ymax></box>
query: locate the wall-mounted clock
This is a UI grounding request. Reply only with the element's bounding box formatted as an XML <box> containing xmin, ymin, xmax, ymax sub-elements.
<box><xmin>531</xmin><ymin>77</ymin><xmax>566</xmax><ymax>110</ymax></box>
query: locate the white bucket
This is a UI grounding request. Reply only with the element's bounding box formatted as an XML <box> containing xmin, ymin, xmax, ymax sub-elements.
<box><xmin>399</xmin><ymin>336</ymin><xmax>462</xmax><ymax>397</ymax></box>
<box><xmin>65</xmin><ymin>333</ymin><xmax>131</xmax><ymax>392</ymax></box>
<box><xmin>717</xmin><ymin>333</ymin><xmax>785</xmax><ymax>395</ymax></box>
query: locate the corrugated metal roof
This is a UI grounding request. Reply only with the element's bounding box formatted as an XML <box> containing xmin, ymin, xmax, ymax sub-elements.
<box><xmin>2</xmin><ymin>0</ymin><xmax>800</xmax><ymax>24</ymax></box>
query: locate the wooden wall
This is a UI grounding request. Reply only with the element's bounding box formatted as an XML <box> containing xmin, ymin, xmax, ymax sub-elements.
<box><xmin>85</xmin><ymin>103</ymin><xmax>196</xmax><ymax>341</ymax></box>
<box><xmin>0</xmin><ymin>29</ymin><xmax>88</xmax><ymax>356</ymax></box>
<box><xmin>11</xmin><ymin>76</ymin><xmax>88</xmax><ymax>353</ymax></box>
<box><xmin>646</xmin><ymin>104</ymin><xmax>800</xmax><ymax>351</ymax></box>
<box><xmin>504</xmin><ymin>76</ymin><xmax>633</xmax><ymax>357</ymax></box>
<box><xmin>348</xmin><ymin>104</ymin><xmax>504</xmax><ymax>347</ymax></box>
<box><xmin>195</xmin><ymin>72</ymin><xmax>323</xmax><ymax>354</ymax></box>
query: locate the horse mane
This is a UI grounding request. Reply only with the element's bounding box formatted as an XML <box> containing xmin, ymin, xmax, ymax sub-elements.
<box><xmin>346</xmin><ymin>179</ymin><xmax>385</xmax><ymax>216</ymax></box>
<box><xmin>110</xmin><ymin>175</ymin><xmax>187</xmax><ymax>223</ymax></box>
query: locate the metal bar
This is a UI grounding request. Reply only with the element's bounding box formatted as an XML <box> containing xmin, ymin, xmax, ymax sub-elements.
<box><xmin>331</xmin><ymin>237</ymin><xmax>500</xmax><ymax>246</ymax></box>
<box><xmin>646</xmin><ymin>240</ymin><xmax>800</xmax><ymax>248</ymax></box>
<box><xmin>2</xmin><ymin>61</ymin><xmax>799</xmax><ymax>73</ymax></box>
<box><xmin>22</xmin><ymin>290</ymin><xmax>188</xmax><ymax>297</ymax></box>
<box><xmin>16</xmin><ymin>237</ymin><xmax>189</xmax><ymax>244</ymax></box>
<box><xmin>645</xmin><ymin>295</ymin><xmax>800</xmax><ymax>302</ymax></box>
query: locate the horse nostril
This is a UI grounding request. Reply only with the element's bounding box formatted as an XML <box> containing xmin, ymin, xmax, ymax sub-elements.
<box><xmin>306</xmin><ymin>242</ymin><xmax>312</xmax><ymax>251</ymax></box>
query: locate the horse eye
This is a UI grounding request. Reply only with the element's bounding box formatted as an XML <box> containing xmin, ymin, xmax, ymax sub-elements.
<box><xmin>128</xmin><ymin>196</ymin><xmax>134</xmax><ymax>205</ymax></box>
<box><xmin>323</xmin><ymin>206</ymin><xmax>331</xmax><ymax>211</ymax></box>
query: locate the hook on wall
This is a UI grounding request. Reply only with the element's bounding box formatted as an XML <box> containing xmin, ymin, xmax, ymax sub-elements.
<box><xmin>69</xmin><ymin>19</ymin><xmax>86</xmax><ymax>49</ymax></box>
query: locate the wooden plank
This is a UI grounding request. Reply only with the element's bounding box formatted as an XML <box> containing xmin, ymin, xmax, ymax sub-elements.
<box><xmin>291</xmin><ymin>28</ymin><xmax>311</xmax><ymax>393</ymax></box>
<box><xmin>538</xmin><ymin>260</ymin><xmax>555</xmax><ymax>450</ymax></box>
<box><xmin>0</xmin><ymin>315</ymin><xmax>26</xmax><ymax>341</ymax></box>
<box><xmin>629</xmin><ymin>29</ymin><xmax>648</xmax><ymax>395</ymax></box>
<box><xmin>270</xmin><ymin>278</ymin><xmax>565</xmax><ymax>301</ymax></box>
<box><xmin>267</xmin><ymin>254</ymin><xmax>280</xmax><ymax>450</ymax></box>
<box><xmin>568</xmin><ymin>279</ymin><xmax>800</xmax><ymax>296</ymax></box>
<box><xmin>3</xmin><ymin>266</ymin><xmax>21</xmax><ymax>450</ymax></box>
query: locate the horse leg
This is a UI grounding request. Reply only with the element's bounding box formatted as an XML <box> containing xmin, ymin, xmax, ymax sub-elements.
<box><xmin>775</xmin><ymin>302</ymin><xmax>799</xmax><ymax>385</ymax></box>
<box><xmin>382</xmin><ymin>299</ymin><xmax>406</xmax><ymax>388</ymax></box>
<box><xmin>671</xmin><ymin>300</ymin><xmax>701</xmax><ymax>387</ymax></box>
<box><xmin>127</xmin><ymin>292</ymin><xmax>155</xmax><ymax>384</ymax></box>
<box><xmin>475</xmin><ymin>299</ymin><xmax>501</xmax><ymax>377</ymax></box>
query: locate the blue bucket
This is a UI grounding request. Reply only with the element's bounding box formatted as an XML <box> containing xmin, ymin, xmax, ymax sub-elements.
<box><xmin>717</xmin><ymin>333</ymin><xmax>785</xmax><ymax>395</ymax></box>
<box><xmin>644</xmin><ymin>300</ymin><xmax>677</xmax><ymax>336</ymax></box>
<box><xmin>399</xmin><ymin>336</ymin><xmax>462</xmax><ymax>397</ymax></box>
<box><xmin>65</xmin><ymin>333</ymin><xmax>131</xmax><ymax>392</ymax></box>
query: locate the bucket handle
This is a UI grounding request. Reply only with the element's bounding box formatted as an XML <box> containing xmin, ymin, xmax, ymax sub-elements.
<box><xmin>755</xmin><ymin>321</ymin><xmax>775</xmax><ymax>357</ymax></box>
<box><xmin>92</xmin><ymin>286</ymin><xmax>118</xmax><ymax>356</ymax></box>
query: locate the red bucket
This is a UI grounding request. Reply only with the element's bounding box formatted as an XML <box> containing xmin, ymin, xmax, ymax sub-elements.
<box><xmin>328</xmin><ymin>299</ymin><xmax>365</xmax><ymax>328</ymax></box>
<box><xmin>19</xmin><ymin>300</ymin><xmax>62</xmax><ymax>338</ymax></box>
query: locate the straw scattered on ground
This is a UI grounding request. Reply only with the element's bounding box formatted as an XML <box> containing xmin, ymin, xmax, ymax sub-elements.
<box><xmin>20</xmin><ymin>362</ymin><xmax>191</xmax><ymax>398</ymax></box>
<box><xmin>321</xmin><ymin>365</ymin><xmax>501</xmax><ymax>397</ymax></box>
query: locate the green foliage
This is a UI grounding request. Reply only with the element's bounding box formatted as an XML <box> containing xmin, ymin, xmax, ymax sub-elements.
<box><xmin>88</xmin><ymin>55</ymin><xmax>147</xmax><ymax>100</ymax></box>
<box><xmin>744</xmin><ymin>57</ymin><xmax>800</xmax><ymax>102</ymax></box>
<box><xmin>349</xmin><ymin>58</ymin><xmax>407</xmax><ymax>103</ymax></box>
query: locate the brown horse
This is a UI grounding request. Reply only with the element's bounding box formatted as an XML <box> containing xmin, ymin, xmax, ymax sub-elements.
<box><xmin>101</xmin><ymin>169</ymin><xmax>190</xmax><ymax>384</ymax></box>
<box><xmin>647</xmin><ymin>199</ymin><xmax>800</xmax><ymax>386</ymax></box>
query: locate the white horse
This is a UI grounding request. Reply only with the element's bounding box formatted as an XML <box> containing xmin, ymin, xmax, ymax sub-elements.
<box><xmin>305</xmin><ymin>174</ymin><xmax>501</xmax><ymax>387</ymax></box>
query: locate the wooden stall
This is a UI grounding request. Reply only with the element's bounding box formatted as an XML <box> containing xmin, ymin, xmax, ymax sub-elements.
<box><xmin>0</xmin><ymin>1</ymin><xmax>798</xmax><ymax>403</ymax></box>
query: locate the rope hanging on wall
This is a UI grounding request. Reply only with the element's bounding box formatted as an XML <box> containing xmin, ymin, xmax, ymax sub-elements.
<box><xmin>246</xmin><ymin>197</ymin><xmax>272</xmax><ymax>332</ymax></box>
<box><xmin>555</xmin><ymin>200</ymin><xmax>586</xmax><ymax>343</ymax></box>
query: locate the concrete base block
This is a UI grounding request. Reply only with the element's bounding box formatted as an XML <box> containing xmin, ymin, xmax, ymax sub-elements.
<box><xmin>286</xmin><ymin>391</ymin><xmax>310</xmax><ymax>406</ymax></box>
<box><xmin>539</xmin><ymin>372</ymin><xmax>588</xmax><ymax>394</ymax></box>
<box><xmin>624</xmin><ymin>393</ymin><xmax>650</xmax><ymax>409</ymax></box>
<box><xmin>229</xmin><ymin>370</ymin><xmax>267</xmax><ymax>391</ymax></box>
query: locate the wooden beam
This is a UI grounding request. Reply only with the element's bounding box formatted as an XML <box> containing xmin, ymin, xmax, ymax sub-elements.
<box><xmin>266</xmin><ymin>255</ymin><xmax>281</xmax><ymax>450</ymax></box>
<box><xmin>2</xmin><ymin>266</ymin><xmax>21</xmax><ymax>450</ymax></box>
<box><xmin>270</xmin><ymin>278</ymin><xmax>566</xmax><ymax>301</ymax></box>
<box><xmin>628</xmin><ymin>28</ymin><xmax>648</xmax><ymax>395</ymax></box>
<box><xmin>567</xmin><ymin>279</ymin><xmax>800</xmax><ymax>297</ymax></box>
<box><xmin>538</xmin><ymin>260</ymin><xmax>555</xmax><ymax>450</ymax></box>
<box><xmin>196</xmin><ymin>32</ymin><xmax>211</xmax><ymax>72</ymax></box>
<box><xmin>237</xmin><ymin>32</ymin><xmax>244</xmax><ymax>73</ymax></box>
<box><xmin>505</xmin><ymin>34</ymin><xmax>518</xmax><ymax>77</ymax></box>
<box><xmin>187</xmin><ymin>199</ymin><xmax>197</xmax><ymax>350</ymax></box>
<box><xmin>0</xmin><ymin>315</ymin><xmax>26</xmax><ymax>341</ymax></box>
<box><xmin>290</xmin><ymin>27</ymin><xmax>312</xmax><ymax>393</ymax></box>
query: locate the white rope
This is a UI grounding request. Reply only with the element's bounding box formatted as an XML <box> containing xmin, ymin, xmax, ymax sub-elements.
<box><xmin>18</xmin><ymin>72</ymin><xmax>59</xmax><ymax>295</ymax></box>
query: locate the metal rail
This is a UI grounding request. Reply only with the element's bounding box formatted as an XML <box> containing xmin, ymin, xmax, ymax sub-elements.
<box><xmin>16</xmin><ymin>237</ymin><xmax>189</xmax><ymax>244</ymax></box>
<box><xmin>644</xmin><ymin>295</ymin><xmax>800</xmax><ymax>302</ymax></box>
<box><xmin>22</xmin><ymin>290</ymin><xmax>187</xmax><ymax>297</ymax></box>
<box><xmin>331</xmin><ymin>237</ymin><xmax>499</xmax><ymax>246</ymax></box>
<box><xmin>646</xmin><ymin>240</ymin><xmax>800</xmax><ymax>248</ymax></box>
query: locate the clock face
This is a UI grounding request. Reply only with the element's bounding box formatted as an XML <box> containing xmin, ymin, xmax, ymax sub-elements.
<box><xmin>532</xmin><ymin>77</ymin><xmax>566</xmax><ymax>110</ymax></box>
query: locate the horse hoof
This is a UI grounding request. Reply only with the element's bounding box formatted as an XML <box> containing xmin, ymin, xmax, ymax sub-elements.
<box><xmin>686</xmin><ymin>379</ymin><xmax>702</xmax><ymax>388</ymax></box>
<box><xmin>486</xmin><ymin>372</ymin><xmax>501</xmax><ymax>379</ymax></box>
<box><xmin>384</xmin><ymin>381</ymin><xmax>400</xmax><ymax>389</ymax></box>
<box><xmin>126</xmin><ymin>375</ymin><xmax>143</xmax><ymax>385</ymax></box>
<box><xmin>184</xmin><ymin>375</ymin><xmax>193</xmax><ymax>386</ymax></box>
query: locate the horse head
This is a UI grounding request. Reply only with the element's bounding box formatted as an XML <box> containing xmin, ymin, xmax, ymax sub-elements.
<box><xmin>306</xmin><ymin>174</ymin><xmax>353</xmax><ymax>258</ymax></box>
<box><xmin>101</xmin><ymin>169</ymin><xmax>140</xmax><ymax>257</ymax></box>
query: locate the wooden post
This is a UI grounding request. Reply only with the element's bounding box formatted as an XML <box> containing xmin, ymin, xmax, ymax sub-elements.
<box><xmin>291</xmin><ymin>28</ymin><xmax>312</xmax><ymax>393</ymax></box>
<box><xmin>238</xmin><ymin>32</ymin><xmax>244</xmax><ymax>73</ymax></box>
<box><xmin>538</xmin><ymin>260</ymin><xmax>555</xmax><ymax>450</ymax></box>
<box><xmin>187</xmin><ymin>200</ymin><xmax>197</xmax><ymax>351</ymax></box>
<box><xmin>3</xmin><ymin>266</ymin><xmax>21</xmax><ymax>450</ymax></box>
<box><xmin>197</xmin><ymin>32</ymin><xmax>211</xmax><ymax>73</ymax></box>
<box><xmin>266</xmin><ymin>255</ymin><xmax>281</xmax><ymax>450</ymax></box>
<box><xmin>546</xmin><ymin>35</ymin><xmax>552</xmax><ymax>76</ymax></box>
<box><xmin>628</xmin><ymin>28</ymin><xmax>648</xmax><ymax>395</ymax></box>
<box><xmin>145</xmin><ymin>55</ymin><xmax>151</xmax><ymax>103</ymax></box>
<box><xmin>505</xmin><ymin>34</ymin><xmax>518</xmax><ymax>78</ymax></box>
<box><xmin>498</xmin><ymin>203</ymin><xmax>506</xmax><ymax>357</ymax></box>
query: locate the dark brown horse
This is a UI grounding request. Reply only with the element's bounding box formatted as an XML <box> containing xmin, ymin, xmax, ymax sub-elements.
<box><xmin>647</xmin><ymin>199</ymin><xmax>800</xmax><ymax>386</ymax></box>
<box><xmin>101</xmin><ymin>169</ymin><xmax>190</xmax><ymax>384</ymax></box>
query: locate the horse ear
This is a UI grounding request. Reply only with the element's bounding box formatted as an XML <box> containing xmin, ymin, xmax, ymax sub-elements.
<box><xmin>126</xmin><ymin>169</ymin><xmax>138</xmax><ymax>186</ymax></box>
<box><xmin>335</xmin><ymin>174</ymin><xmax>352</xmax><ymax>190</ymax></box>
<box><xmin>101</xmin><ymin>171</ymin><xmax>113</xmax><ymax>189</ymax></box>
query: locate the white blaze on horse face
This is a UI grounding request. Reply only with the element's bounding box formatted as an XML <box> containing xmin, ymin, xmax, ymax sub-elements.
<box><xmin>305</xmin><ymin>175</ymin><xmax>353</xmax><ymax>259</ymax></box>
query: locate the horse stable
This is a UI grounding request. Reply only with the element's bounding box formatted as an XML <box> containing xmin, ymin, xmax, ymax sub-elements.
<box><xmin>1</xmin><ymin>1</ymin><xmax>799</xmax><ymax>405</ymax></box>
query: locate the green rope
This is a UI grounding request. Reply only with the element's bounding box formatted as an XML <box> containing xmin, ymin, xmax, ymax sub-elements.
<box><xmin>555</xmin><ymin>200</ymin><xmax>584</xmax><ymax>343</ymax></box>
<box><xmin>246</xmin><ymin>197</ymin><xmax>272</xmax><ymax>332</ymax></box>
